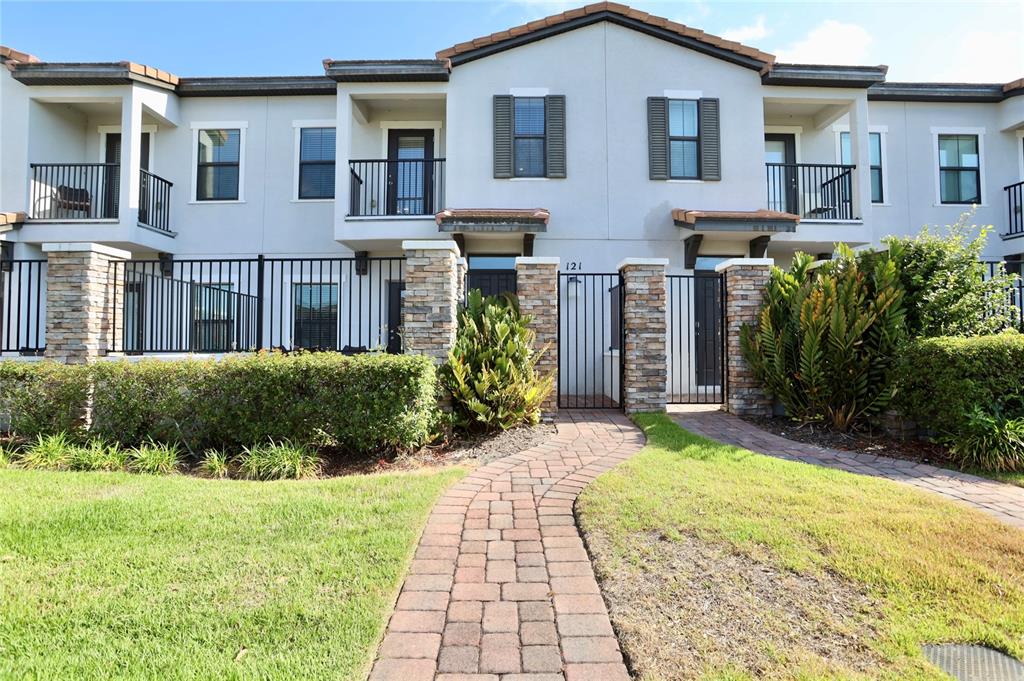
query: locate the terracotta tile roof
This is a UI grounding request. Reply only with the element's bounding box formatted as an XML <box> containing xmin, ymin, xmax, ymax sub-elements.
<box><xmin>123</xmin><ymin>61</ymin><xmax>180</xmax><ymax>86</ymax></box>
<box><xmin>672</xmin><ymin>208</ymin><xmax>800</xmax><ymax>226</ymax></box>
<box><xmin>435</xmin><ymin>208</ymin><xmax>551</xmax><ymax>225</ymax></box>
<box><xmin>1005</xmin><ymin>77</ymin><xmax>1024</xmax><ymax>93</ymax></box>
<box><xmin>0</xmin><ymin>211</ymin><xmax>27</xmax><ymax>227</ymax></box>
<box><xmin>0</xmin><ymin>46</ymin><xmax>40</xmax><ymax>64</ymax></box>
<box><xmin>436</xmin><ymin>2</ymin><xmax>775</xmax><ymax>66</ymax></box>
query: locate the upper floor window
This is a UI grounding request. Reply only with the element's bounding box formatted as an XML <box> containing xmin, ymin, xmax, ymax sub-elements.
<box><xmin>298</xmin><ymin>127</ymin><xmax>336</xmax><ymax>200</ymax></box>
<box><xmin>196</xmin><ymin>128</ymin><xmax>241</xmax><ymax>201</ymax></box>
<box><xmin>668</xmin><ymin>99</ymin><xmax>699</xmax><ymax>179</ymax></box>
<box><xmin>514</xmin><ymin>97</ymin><xmax>546</xmax><ymax>177</ymax></box>
<box><xmin>840</xmin><ymin>131</ymin><xmax>883</xmax><ymax>203</ymax></box>
<box><xmin>938</xmin><ymin>134</ymin><xmax>980</xmax><ymax>204</ymax></box>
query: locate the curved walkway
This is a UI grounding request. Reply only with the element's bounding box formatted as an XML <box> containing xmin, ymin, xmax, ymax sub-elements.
<box><xmin>670</xmin><ymin>406</ymin><xmax>1024</xmax><ymax>530</ymax></box>
<box><xmin>368</xmin><ymin>410</ymin><xmax>645</xmax><ymax>681</ymax></box>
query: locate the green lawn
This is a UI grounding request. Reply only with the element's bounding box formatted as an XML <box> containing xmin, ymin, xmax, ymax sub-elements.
<box><xmin>0</xmin><ymin>466</ymin><xmax>464</xmax><ymax>680</ymax></box>
<box><xmin>577</xmin><ymin>413</ymin><xmax>1024</xmax><ymax>681</ymax></box>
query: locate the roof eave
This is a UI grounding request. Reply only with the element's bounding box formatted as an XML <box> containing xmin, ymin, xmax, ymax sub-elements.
<box><xmin>762</xmin><ymin>63</ymin><xmax>889</xmax><ymax>88</ymax></box>
<box><xmin>867</xmin><ymin>82</ymin><xmax>1007</xmax><ymax>102</ymax></box>
<box><xmin>323</xmin><ymin>60</ymin><xmax>450</xmax><ymax>82</ymax></box>
<box><xmin>11</xmin><ymin>63</ymin><xmax>177</xmax><ymax>91</ymax></box>
<box><xmin>177</xmin><ymin>77</ymin><xmax>337</xmax><ymax>97</ymax></box>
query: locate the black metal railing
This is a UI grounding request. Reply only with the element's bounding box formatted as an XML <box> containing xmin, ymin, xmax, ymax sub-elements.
<box><xmin>139</xmin><ymin>169</ymin><xmax>173</xmax><ymax>233</ymax></box>
<box><xmin>1</xmin><ymin>259</ymin><xmax>47</xmax><ymax>355</ymax></box>
<box><xmin>980</xmin><ymin>259</ymin><xmax>1024</xmax><ymax>329</ymax></box>
<box><xmin>348</xmin><ymin>159</ymin><xmax>445</xmax><ymax>217</ymax></box>
<box><xmin>667</xmin><ymin>273</ymin><xmax>725</xmax><ymax>404</ymax></box>
<box><xmin>108</xmin><ymin>256</ymin><xmax>406</xmax><ymax>354</ymax></box>
<box><xmin>765</xmin><ymin>163</ymin><xmax>856</xmax><ymax>220</ymax></box>
<box><xmin>30</xmin><ymin>163</ymin><xmax>120</xmax><ymax>220</ymax></box>
<box><xmin>557</xmin><ymin>273</ymin><xmax>624</xmax><ymax>409</ymax></box>
<box><xmin>1005</xmin><ymin>180</ymin><xmax>1024</xmax><ymax>238</ymax></box>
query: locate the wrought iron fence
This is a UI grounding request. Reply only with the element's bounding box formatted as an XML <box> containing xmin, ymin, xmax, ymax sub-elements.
<box><xmin>765</xmin><ymin>162</ymin><xmax>856</xmax><ymax>220</ymax></box>
<box><xmin>108</xmin><ymin>256</ymin><xmax>406</xmax><ymax>354</ymax></box>
<box><xmin>139</xmin><ymin>169</ymin><xmax>173</xmax><ymax>233</ymax></box>
<box><xmin>348</xmin><ymin>159</ymin><xmax>445</xmax><ymax>217</ymax></box>
<box><xmin>1005</xmin><ymin>180</ymin><xmax>1024</xmax><ymax>238</ymax></box>
<box><xmin>558</xmin><ymin>273</ymin><xmax>624</xmax><ymax>409</ymax></box>
<box><xmin>1</xmin><ymin>259</ymin><xmax>47</xmax><ymax>355</ymax></box>
<box><xmin>30</xmin><ymin>163</ymin><xmax>120</xmax><ymax>220</ymax></box>
<box><xmin>667</xmin><ymin>273</ymin><xmax>725</xmax><ymax>404</ymax></box>
<box><xmin>979</xmin><ymin>259</ymin><xmax>1024</xmax><ymax>329</ymax></box>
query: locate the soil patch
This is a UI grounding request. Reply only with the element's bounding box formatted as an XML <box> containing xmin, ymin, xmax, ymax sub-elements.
<box><xmin>587</xmin><ymin>530</ymin><xmax>883</xmax><ymax>680</ymax></box>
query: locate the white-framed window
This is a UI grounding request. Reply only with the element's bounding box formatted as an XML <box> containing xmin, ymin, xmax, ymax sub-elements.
<box><xmin>190</xmin><ymin>122</ymin><xmax>247</xmax><ymax>203</ymax></box>
<box><xmin>292</xmin><ymin>120</ymin><xmax>336</xmax><ymax>201</ymax></box>
<box><xmin>931</xmin><ymin>126</ymin><xmax>985</xmax><ymax>206</ymax></box>
<box><xmin>834</xmin><ymin>125</ymin><xmax>887</xmax><ymax>205</ymax></box>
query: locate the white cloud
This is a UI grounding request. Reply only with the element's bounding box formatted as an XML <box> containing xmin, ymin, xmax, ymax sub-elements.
<box><xmin>890</xmin><ymin>29</ymin><xmax>1024</xmax><ymax>83</ymax></box>
<box><xmin>721</xmin><ymin>15</ymin><xmax>770</xmax><ymax>44</ymax></box>
<box><xmin>774</xmin><ymin>20</ymin><xmax>873</xmax><ymax>65</ymax></box>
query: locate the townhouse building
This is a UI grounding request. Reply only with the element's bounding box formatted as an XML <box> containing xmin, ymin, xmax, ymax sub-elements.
<box><xmin>1</xmin><ymin>3</ymin><xmax>1022</xmax><ymax>406</ymax></box>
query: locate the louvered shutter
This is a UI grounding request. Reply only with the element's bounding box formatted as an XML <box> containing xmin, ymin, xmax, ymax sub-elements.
<box><xmin>545</xmin><ymin>95</ymin><xmax>566</xmax><ymax>178</ymax></box>
<box><xmin>647</xmin><ymin>97</ymin><xmax>669</xmax><ymax>180</ymax></box>
<box><xmin>493</xmin><ymin>95</ymin><xmax>513</xmax><ymax>179</ymax></box>
<box><xmin>699</xmin><ymin>98</ymin><xmax>721</xmax><ymax>181</ymax></box>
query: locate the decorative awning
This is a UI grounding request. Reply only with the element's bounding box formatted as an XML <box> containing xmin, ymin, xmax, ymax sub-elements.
<box><xmin>436</xmin><ymin>208</ymin><xmax>550</xmax><ymax>233</ymax></box>
<box><xmin>672</xmin><ymin>209</ymin><xmax>799</xmax><ymax>233</ymax></box>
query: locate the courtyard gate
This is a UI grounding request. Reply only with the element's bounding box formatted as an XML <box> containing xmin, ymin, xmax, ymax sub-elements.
<box><xmin>557</xmin><ymin>272</ymin><xmax>624</xmax><ymax>409</ymax></box>
<box><xmin>667</xmin><ymin>273</ymin><xmax>726</xmax><ymax>404</ymax></box>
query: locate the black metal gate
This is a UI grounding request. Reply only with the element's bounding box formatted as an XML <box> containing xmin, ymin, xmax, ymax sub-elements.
<box><xmin>667</xmin><ymin>273</ymin><xmax>726</xmax><ymax>404</ymax></box>
<box><xmin>557</xmin><ymin>272</ymin><xmax>624</xmax><ymax>409</ymax></box>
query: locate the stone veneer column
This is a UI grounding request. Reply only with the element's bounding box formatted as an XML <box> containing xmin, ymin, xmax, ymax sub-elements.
<box><xmin>618</xmin><ymin>258</ymin><xmax>668</xmax><ymax>413</ymax></box>
<box><xmin>401</xmin><ymin>240</ymin><xmax>460</xmax><ymax>363</ymax></box>
<box><xmin>515</xmin><ymin>256</ymin><xmax>559</xmax><ymax>414</ymax></box>
<box><xmin>42</xmin><ymin>242</ymin><xmax>130</xmax><ymax>364</ymax></box>
<box><xmin>717</xmin><ymin>258</ymin><xmax>774</xmax><ymax>417</ymax></box>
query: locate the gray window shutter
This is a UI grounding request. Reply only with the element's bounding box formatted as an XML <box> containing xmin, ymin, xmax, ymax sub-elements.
<box><xmin>699</xmin><ymin>98</ymin><xmax>721</xmax><ymax>181</ymax></box>
<box><xmin>545</xmin><ymin>95</ymin><xmax>566</xmax><ymax>179</ymax></box>
<box><xmin>647</xmin><ymin>97</ymin><xmax>668</xmax><ymax>180</ymax></box>
<box><xmin>493</xmin><ymin>95</ymin><xmax>513</xmax><ymax>179</ymax></box>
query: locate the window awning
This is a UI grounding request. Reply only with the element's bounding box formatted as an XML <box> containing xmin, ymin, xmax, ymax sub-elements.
<box><xmin>672</xmin><ymin>209</ymin><xmax>799</xmax><ymax>234</ymax></box>
<box><xmin>436</xmin><ymin>208</ymin><xmax>550</xmax><ymax>233</ymax></box>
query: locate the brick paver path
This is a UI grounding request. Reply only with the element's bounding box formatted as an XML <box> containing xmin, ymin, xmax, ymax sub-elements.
<box><xmin>671</xmin><ymin>406</ymin><xmax>1024</xmax><ymax>529</ymax></box>
<box><xmin>368</xmin><ymin>410</ymin><xmax>644</xmax><ymax>681</ymax></box>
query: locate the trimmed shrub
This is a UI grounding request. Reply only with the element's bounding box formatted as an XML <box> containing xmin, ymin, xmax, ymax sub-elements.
<box><xmin>88</xmin><ymin>352</ymin><xmax>437</xmax><ymax>453</ymax></box>
<box><xmin>740</xmin><ymin>247</ymin><xmax>906</xmax><ymax>431</ymax></box>
<box><xmin>896</xmin><ymin>333</ymin><xmax>1024</xmax><ymax>436</ymax></box>
<box><xmin>128</xmin><ymin>440</ymin><xmax>183</xmax><ymax>475</ymax></box>
<box><xmin>237</xmin><ymin>440</ymin><xmax>321</xmax><ymax>480</ymax></box>
<box><xmin>441</xmin><ymin>290</ymin><xmax>554</xmax><ymax>432</ymax></box>
<box><xmin>0</xmin><ymin>361</ymin><xmax>90</xmax><ymax>438</ymax></box>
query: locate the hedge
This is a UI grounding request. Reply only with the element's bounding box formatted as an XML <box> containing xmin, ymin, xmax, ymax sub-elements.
<box><xmin>0</xmin><ymin>361</ymin><xmax>90</xmax><ymax>437</ymax></box>
<box><xmin>896</xmin><ymin>333</ymin><xmax>1024</xmax><ymax>434</ymax></box>
<box><xmin>1</xmin><ymin>353</ymin><xmax>438</xmax><ymax>454</ymax></box>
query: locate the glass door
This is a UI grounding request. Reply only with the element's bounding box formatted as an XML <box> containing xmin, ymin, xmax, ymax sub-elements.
<box><xmin>764</xmin><ymin>133</ymin><xmax>797</xmax><ymax>215</ymax></box>
<box><xmin>386</xmin><ymin>130</ymin><xmax>434</xmax><ymax>216</ymax></box>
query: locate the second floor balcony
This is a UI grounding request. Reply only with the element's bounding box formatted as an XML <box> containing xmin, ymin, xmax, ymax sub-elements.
<box><xmin>1005</xmin><ymin>180</ymin><xmax>1024</xmax><ymax>239</ymax></box>
<box><xmin>765</xmin><ymin>162</ymin><xmax>857</xmax><ymax>221</ymax></box>
<box><xmin>348</xmin><ymin>158</ymin><xmax>445</xmax><ymax>218</ymax></box>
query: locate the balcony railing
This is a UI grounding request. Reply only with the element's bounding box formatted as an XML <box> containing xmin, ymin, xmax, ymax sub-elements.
<box><xmin>765</xmin><ymin>163</ymin><xmax>856</xmax><ymax>220</ymax></box>
<box><xmin>139</xmin><ymin>169</ymin><xmax>173</xmax><ymax>233</ymax></box>
<box><xmin>348</xmin><ymin>159</ymin><xmax>445</xmax><ymax>217</ymax></box>
<box><xmin>30</xmin><ymin>163</ymin><xmax>120</xmax><ymax>220</ymax></box>
<box><xmin>1005</xmin><ymin>180</ymin><xmax>1024</xmax><ymax>238</ymax></box>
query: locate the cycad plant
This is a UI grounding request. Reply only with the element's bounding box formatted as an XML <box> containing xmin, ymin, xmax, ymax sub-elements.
<box><xmin>740</xmin><ymin>246</ymin><xmax>906</xmax><ymax>431</ymax></box>
<box><xmin>441</xmin><ymin>290</ymin><xmax>554</xmax><ymax>432</ymax></box>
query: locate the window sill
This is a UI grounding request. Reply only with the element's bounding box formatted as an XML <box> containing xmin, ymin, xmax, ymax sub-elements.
<box><xmin>667</xmin><ymin>179</ymin><xmax>704</xmax><ymax>184</ymax></box>
<box><xmin>933</xmin><ymin>202</ymin><xmax>986</xmax><ymax>208</ymax></box>
<box><xmin>800</xmin><ymin>219</ymin><xmax>864</xmax><ymax>225</ymax></box>
<box><xmin>189</xmin><ymin>200</ymin><xmax>246</xmax><ymax>205</ymax></box>
<box><xmin>345</xmin><ymin>215</ymin><xmax>434</xmax><ymax>221</ymax></box>
<box><xmin>508</xmin><ymin>177</ymin><xmax>550</xmax><ymax>182</ymax></box>
<box><xmin>291</xmin><ymin>198</ymin><xmax>335</xmax><ymax>203</ymax></box>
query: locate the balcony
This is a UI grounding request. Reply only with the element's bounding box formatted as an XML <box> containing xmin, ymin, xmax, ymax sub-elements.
<box><xmin>29</xmin><ymin>163</ymin><xmax>173</xmax><ymax>234</ymax></box>
<box><xmin>765</xmin><ymin>163</ymin><xmax>857</xmax><ymax>221</ymax></box>
<box><xmin>348</xmin><ymin>159</ymin><xmax>445</xmax><ymax>218</ymax></box>
<box><xmin>1005</xmin><ymin>180</ymin><xmax>1024</xmax><ymax>239</ymax></box>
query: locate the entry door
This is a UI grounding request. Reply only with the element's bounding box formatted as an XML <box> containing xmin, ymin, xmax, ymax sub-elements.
<box><xmin>693</xmin><ymin>274</ymin><xmax>723</xmax><ymax>386</ymax></box>
<box><xmin>386</xmin><ymin>130</ymin><xmax>434</xmax><ymax>216</ymax></box>
<box><xmin>386</xmin><ymin>281</ymin><xmax>405</xmax><ymax>353</ymax></box>
<box><xmin>764</xmin><ymin>133</ymin><xmax>797</xmax><ymax>215</ymax></box>
<box><xmin>104</xmin><ymin>133</ymin><xmax>151</xmax><ymax>219</ymax></box>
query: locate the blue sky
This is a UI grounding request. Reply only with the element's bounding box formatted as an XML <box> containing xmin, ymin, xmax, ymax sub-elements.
<box><xmin>1</xmin><ymin>1</ymin><xmax>1021</xmax><ymax>82</ymax></box>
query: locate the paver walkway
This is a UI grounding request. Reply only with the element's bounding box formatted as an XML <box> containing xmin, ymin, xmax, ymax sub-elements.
<box><xmin>671</xmin><ymin>406</ymin><xmax>1024</xmax><ymax>529</ymax></box>
<box><xmin>368</xmin><ymin>410</ymin><xmax>645</xmax><ymax>681</ymax></box>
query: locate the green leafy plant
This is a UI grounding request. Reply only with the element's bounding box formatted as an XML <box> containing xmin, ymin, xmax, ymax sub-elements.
<box><xmin>884</xmin><ymin>215</ymin><xmax>1018</xmax><ymax>337</ymax></box>
<box><xmin>198</xmin><ymin>449</ymin><xmax>231</xmax><ymax>479</ymax></box>
<box><xmin>16</xmin><ymin>433</ymin><xmax>76</xmax><ymax>470</ymax></box>
<box><xmin>947</xmin><ymin>404</ymin><xmax>1024</xmax><ymax>472</ymax></box>
<box><xmin>440</xmin><ymin>290</ymin><xmax>554</xmax><ymax>432</ymax></box>
<box><xmin>0</xmin><ymin>362</ymin><xmax>90</xmax><ymax>438</ymax></box>
<box><xmin>128</xmin><ymin>440</ymin><xmax>182</xmax><ymax>475</ymax></box>
<box><xmin>740</xmin><ymin>246</ymin><xmax>906</xmax><ymax>431</ymax></box>
<box><xmin>237</xmin><ymin>440</ymin><xmax>321</xmax><ymax>480</ymax></box>
<box><xmin>0</xmin><ymin>442</ymin><xmax>17</xmax><ymax>467</ymax></box>
<box><xmin>69</xmin><ymin>440</ymin><xmax>129</xmax><ymax>472</ymax></box>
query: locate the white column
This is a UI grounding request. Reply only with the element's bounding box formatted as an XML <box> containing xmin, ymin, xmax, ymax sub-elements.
<box><xmin>334</xmin><ymin>87</ymin><xmax>352</xmax><ymax>233</ymax></box>
<box><xmin>118</xmin><ymin>87</ymin><xmax>143</xmax><ymax>227</ymax></box>
<box><xmin>848</xmin><ymin>95</ymin><xmax>872</xmax><ymax>222</ymax></box>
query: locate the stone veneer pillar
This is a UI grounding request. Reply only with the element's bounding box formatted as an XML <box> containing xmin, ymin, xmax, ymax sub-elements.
<box><xmin>618</xmin><ymin>258</ymin><xmax>668</xmax><ymax>413</ymax></box>
<box><xmin>515</xmin><ymin>256</ymin><xmax>560</xmax><ymax>414</ymax></box>
<box><xmin>717</xmin><ymin>258</ymin><xmax>774</xmax><ymax>417</ymax></box>
<box><xmin>42</xmin><ymin>242</ymin><xmax>129</xmax><ymax>364</ymax></box>
<box><xmin>401</xmin><ymin>240</ymin><xmax>460</xmax><ymax>363</ymax></box>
